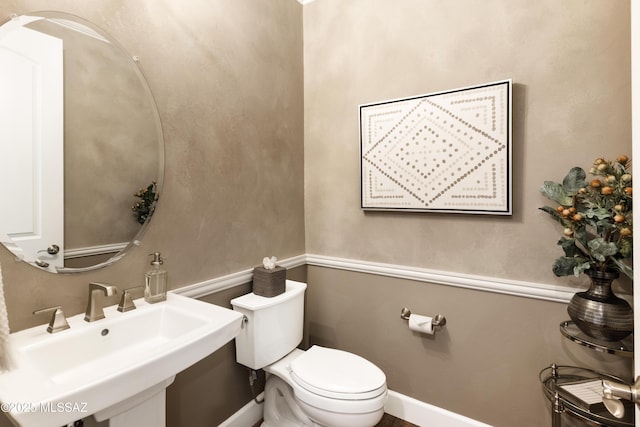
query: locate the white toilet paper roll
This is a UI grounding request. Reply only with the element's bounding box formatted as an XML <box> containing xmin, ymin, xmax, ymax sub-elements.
<box><xmin>408</xmin><ymin>314</ymin><xmax>434</xmax><ymax>335</ymax></box>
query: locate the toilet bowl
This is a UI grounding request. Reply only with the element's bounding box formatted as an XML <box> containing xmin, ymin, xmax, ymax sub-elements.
<box><xmin>262</xmin><ymin>347</ymin><xmax>387</xmax><ymax>427</ymax></box>
<box><xmin>231</xmin><ymin>280</ymin><xmax>387</xmax><ymax>427</ymax></box>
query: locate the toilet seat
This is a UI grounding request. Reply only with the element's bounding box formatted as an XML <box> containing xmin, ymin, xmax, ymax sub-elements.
<box><xmin>264</xmin><ymin>347</ymin><xmax>388</xmax><ymax>422</ymax></box>
<box><xmin>290</xmin><ymin>346</ymin><xmax>386</xmax><ymax>400</ymax></box>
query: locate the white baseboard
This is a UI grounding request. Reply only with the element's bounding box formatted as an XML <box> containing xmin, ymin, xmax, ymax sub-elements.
<box><xmin>217</xmin><ymin>392</ymin><xmax>264</xmax><ymax>427</ymax></box>
<box><xmin>385</xmin><ymin>390</ymin><xmax>491</xmax><ymax>427</ymax></box>
<box><xmin>217</xmin><ymin>389</ymin><xmax>490</xmax><ymax>427</ymax></box>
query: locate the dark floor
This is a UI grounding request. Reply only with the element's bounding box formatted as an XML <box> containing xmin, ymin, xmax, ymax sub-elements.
<box><xmin>376</xmin><ymin>413</ymin><xmax>420</xmax><ymax>427</ymax></box>
<box><xmin>252</xmin><ymin>413</ymin><xmax>418</xmax><ymax>427</ymax></box>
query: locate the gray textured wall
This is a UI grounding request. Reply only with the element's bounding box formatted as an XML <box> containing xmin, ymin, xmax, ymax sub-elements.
<box><xmin>303</xmin><ymin>0</ymin><xmax>632</xmax><ymax>286</ymax></box>
<box><xmin>301</xmin><ymin>1</ymin><xmax>632</xmax><ymax>425</ymax></box>
<box><xmin>0</xmin><ymin>1</ymin><xmax>304</xmax><ymax>425</ymax></box>
<box><xmin>0</xmin><ymin>0</ymin><xmax>304</xmax><ymax>331</ymax></box>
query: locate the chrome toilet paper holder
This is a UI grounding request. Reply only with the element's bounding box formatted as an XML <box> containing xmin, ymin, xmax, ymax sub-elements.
<box><xmin>400</xmin><ymin>307</ymin><xmax>446</xmax><ymax>327</ymax></box>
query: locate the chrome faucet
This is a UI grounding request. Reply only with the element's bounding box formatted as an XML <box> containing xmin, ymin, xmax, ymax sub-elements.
<box><xmin>84</xmin><ymin>282</ymin><xmax>118</xmax><ymax>322</ymax></box>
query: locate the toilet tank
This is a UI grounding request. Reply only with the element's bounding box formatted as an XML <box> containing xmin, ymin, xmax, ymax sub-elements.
<box><xmin>231</xmin><ymin>280</ymin><xmax>306</xmax><ymax>369</ymax></box>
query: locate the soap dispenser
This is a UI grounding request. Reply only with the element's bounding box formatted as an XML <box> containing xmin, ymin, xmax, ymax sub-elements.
<box><xmin>145</xmin><ymin>252</ymin><xmax>167</xmax><ymax>303</ymax></box>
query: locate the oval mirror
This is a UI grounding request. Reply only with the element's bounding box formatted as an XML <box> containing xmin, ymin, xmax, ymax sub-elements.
<box><xmin>0</xmin><ymin>11</ymin><xmax>164</xmax><ymax>273</ymax></box>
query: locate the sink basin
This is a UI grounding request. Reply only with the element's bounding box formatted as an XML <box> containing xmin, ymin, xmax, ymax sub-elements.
<box><xmin>0</xmin><ymin>292</ymin><xmax>244</xmax><ymax>427</ymax></box>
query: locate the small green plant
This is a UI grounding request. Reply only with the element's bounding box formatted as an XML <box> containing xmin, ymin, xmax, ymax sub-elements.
<box><xmin>539</xmin><ymin>156</ymin><xmax>633</xmax><ymax>280</ymax></box>
<box><xmin>132</xmin><ymin>181</ymin><xmax>159</xmax><ymax>225</ymax></box>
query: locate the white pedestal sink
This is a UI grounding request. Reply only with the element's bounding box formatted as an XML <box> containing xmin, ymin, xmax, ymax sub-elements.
<box><xmin>0</xmin><ymin>293</ymin><xmax>244</xmax><ymax>427</ymax></box>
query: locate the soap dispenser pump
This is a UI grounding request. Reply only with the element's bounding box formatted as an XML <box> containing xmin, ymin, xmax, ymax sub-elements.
<box><xmin>145</xmin><ymin>252</ymin><xmax>167</xmax><ymax>303</ymax></box>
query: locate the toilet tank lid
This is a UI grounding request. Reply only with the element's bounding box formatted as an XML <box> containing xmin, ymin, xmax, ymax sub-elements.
<box><xmin>230</xmin><ymin>280</ymin><xmax>306</xmax><ymax>310</ymax></box>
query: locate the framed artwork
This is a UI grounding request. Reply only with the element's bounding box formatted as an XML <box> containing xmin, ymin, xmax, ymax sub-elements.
<box><xmin>360</xmin><ymin>79</ymin><xmax>512</xmax><ymax>215</ymax></box>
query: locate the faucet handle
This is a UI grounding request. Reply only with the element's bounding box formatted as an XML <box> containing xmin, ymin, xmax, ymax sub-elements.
<box><xmin>117</xmin><ymin>286</ymin><xmax>144</xmax><ymax>312</ymax></box>
<box><xmin>33</xmin><ymin>305</ymin><xmax>70</xmax><ymax>334</ymax></box>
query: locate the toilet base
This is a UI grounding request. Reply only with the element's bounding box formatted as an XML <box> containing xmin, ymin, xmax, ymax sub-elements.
<box><xmin>261</xmin><ymin>375</ymin><xmax>385</xmax><ymax>427</ymax></box>
<box><xmin>262</xmin><ymin>376</ymin><xmax>319</xmax><ymax>427</ymax></box>
<box><xmin>295</xmin><ymin>397</ymin><xmax>384</xmax><ymax>427</ymax></box>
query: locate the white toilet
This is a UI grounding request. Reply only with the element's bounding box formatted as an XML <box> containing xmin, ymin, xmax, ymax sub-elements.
<box><xmin>231</xmin><ymin>280</ymin><xmax>387</xmax><ymax>427</ymax></box>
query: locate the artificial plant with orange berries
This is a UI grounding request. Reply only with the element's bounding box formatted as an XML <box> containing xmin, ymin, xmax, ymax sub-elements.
<box><xmin>539</xmin><ymin>155</ymin><xmax>633</xmax><ymax>280</ymax></box>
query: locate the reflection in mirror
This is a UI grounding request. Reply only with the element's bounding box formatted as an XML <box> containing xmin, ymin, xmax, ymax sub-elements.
<box><xmin>0</xmin><ymin>11</ymin><xmax>164</xmax><ymax>273</ymax></box>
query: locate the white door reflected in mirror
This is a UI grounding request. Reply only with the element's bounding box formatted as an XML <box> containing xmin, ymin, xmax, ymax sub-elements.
<box><xmin>0</xmin><ymin>16</ymin><xmax>64</xmax><ymax>272</ymax></box>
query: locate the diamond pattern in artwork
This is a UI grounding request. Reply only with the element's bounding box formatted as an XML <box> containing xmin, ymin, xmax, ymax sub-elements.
<box><xmin>360</xmin><ymin>80</ymin><xmax>511</xmax><ymax>214</ymax></box>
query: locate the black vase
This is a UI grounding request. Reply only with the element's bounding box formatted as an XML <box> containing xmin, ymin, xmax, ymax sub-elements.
<box><xmin>567</xmin><ymin>269</ymin><xmax>633</xmax><ymax>341</ymax></box>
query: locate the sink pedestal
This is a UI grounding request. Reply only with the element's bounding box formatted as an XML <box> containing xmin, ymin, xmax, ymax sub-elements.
<box><xmin>93</xmin><ymin>377</ymin><xmax>175</xmax><ymax>427</ymax></box>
